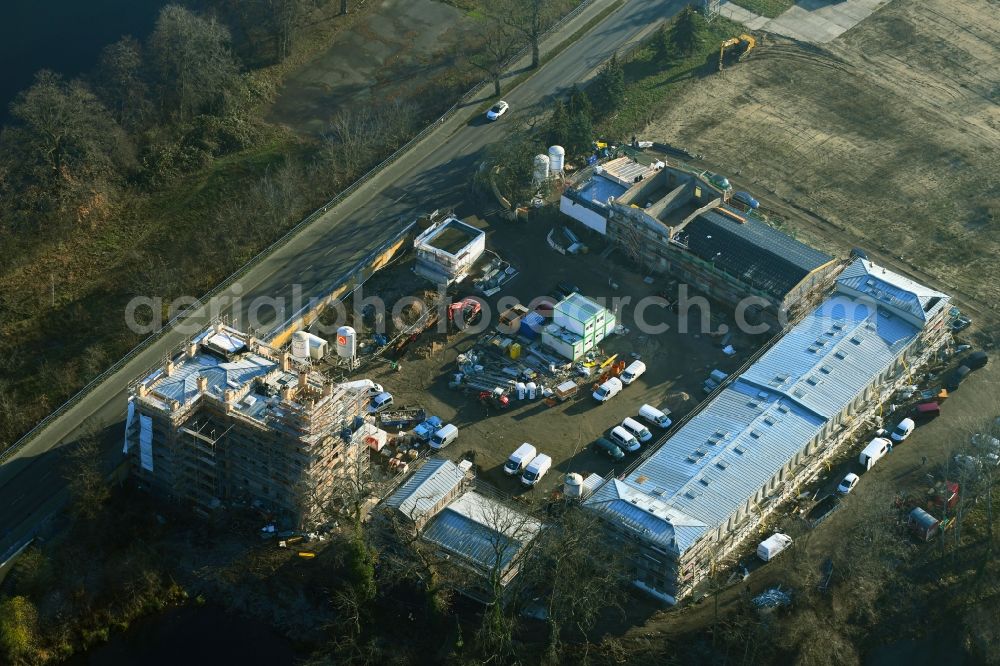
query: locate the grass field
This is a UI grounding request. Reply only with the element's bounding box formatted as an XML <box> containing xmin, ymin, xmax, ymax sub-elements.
<box><xmin>726</xmin><ymin>0</ymin><xmax>795</xmax><ymax>18</ymax></box>
<box><xmin>595</xmin><ymin>16</ymin><xmax>744</xmax><ymax>140</ymax></box>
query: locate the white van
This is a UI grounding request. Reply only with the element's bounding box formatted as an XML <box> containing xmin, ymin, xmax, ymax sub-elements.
<box><xmin>367</xmin><ymin>391</ymin><xmax>394</xmax><ymax>413</ymax></box>
<box><xmin>609</xmin><ymin>426</ymin><xmax>640</xmax><ymax>453</ymax></box>
<box><xmin>340</xmin><ymin>379</ymin><xmax>384</xmax><ymax>395</ymax></box>
<box><xmin>757</xmin><ymin>533</ymin><xmax>793</xmax><ymax>562</ymax></box>
<box><xmin>592</xmin><ymin>377</ymin><xmax>623</xmax><ymax>402</ymax></box>
<box><xmin>504</xmin><ymin>443</ymin><xmax>537</xmax><ymax>476</ymax></box>
<box><xmin>621</xmin><ymin>417</ymin><xmax>652</xmax><ymax>443</ymax></box>
<box><xmin>620</xmin><ymin>360</ymin><xmax>646</xmax><ymax>385</ymax></box>
<box><xmin>429</xmin><ymin>424</ymin><xmax>459</xmax><ymax>451</ymax></box>
<box><xmin>521</xmin><ymin>453</ymin><xmax>552</xmax><ymax>487</ymax></box>
<box><xmin>859</xmin><ymin>437</ymin><xmax>891</xmax><ymax>470</ymax></box>
<box><xmin>639</xmin><ymin>404</ymin><xmax>672</xmax><ymax>429</ymax></box>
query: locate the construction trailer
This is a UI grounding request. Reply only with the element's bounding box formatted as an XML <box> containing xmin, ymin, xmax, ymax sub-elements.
<box><xmin>125</xmin><ymin>322</ymin><xmax>376</xmax><ymax>529</ymax></box>
<box><xmin>542</xmin><ymin>293</ymin><xmax>617</xmax><ymax>361</ymax></box>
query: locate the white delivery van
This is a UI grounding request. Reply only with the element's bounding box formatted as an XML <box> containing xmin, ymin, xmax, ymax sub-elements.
<box><xmin>757</xmin><ymin>533</ymin><xmax>793</xmax><ymax>562</ymax></box>
<box><xmin>859</xmin><ymin>437</ymin><xmax>891</xmax><ymax>470</ymax></box>
<box><xmin>609</xmin><ymin>426</ymin><xmax>640</xmax><ymax>453</ymax></box>
<box><xmin>639</xmin><ymin>404</ymin><xmax>672</xmax><ymax>429</ymax></box>
<box><xmin>620</xmin><ymin>360</ymin><xmax>646</xmax><ymax>385</ymax></box>
<box><xmin>367</xmin><ymin>391</ymin><xmax>394</xmax><ymax>413</ymax></box>
<box><xmin>621</xmin><ymin>417</ymin><xmax>652</xmax><ymax>443</ymax></box>
<box><xmin>429</xmin><ymin>424</ymin><xmax>459</xmax><ymax>451</ymax></box>
<box><xmin>504</xmin><ymin>443</ymin><xmax>537</xmax><ymax>476</ymax></box>
<box><xmin>521</xmin><ymin>453</ymin><xmax>552</xmax><ymax>487</ymax></box>
<box><xmin>340</xmin><ymin>379</ymin><xmax>384</xmax><ymax>395</ymax></box>
<box><xmin>592</xmin><ymin>377</ymin><xmax>623</xmax><ymax>402</ymax></box>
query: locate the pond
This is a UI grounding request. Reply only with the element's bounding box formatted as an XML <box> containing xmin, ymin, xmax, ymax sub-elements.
<box><xmin>0</xmin><ymin>0</ymin><xmax>165</xmax><ymax>114</ymax></box>
<box><xmin>67</xmin><ymin>605</ymin><xmax>304</xmax><ymax>665</ymax></box>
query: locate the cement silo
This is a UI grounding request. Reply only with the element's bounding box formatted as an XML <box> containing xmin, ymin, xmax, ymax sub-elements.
<box><xmin>548</xmin><ymin>145</ymin><xmax>565</xmax><ymax>174</ymax></box>
<box><xmin>336</xmin><ymin>326</ymin><xmax>357</xmax><ymax>359</ymax></box>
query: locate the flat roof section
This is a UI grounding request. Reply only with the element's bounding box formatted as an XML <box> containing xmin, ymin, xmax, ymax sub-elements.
<box><xmin>423</xmin><ymin>219</ymin><xmax>483</xmax><ymax>256</ymax></box>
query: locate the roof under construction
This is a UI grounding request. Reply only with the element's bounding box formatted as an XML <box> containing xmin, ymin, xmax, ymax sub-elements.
<box><xmin>680</xmin><ymin>208</ymin><xmax>833</xmax><ymax>299</ymax></box>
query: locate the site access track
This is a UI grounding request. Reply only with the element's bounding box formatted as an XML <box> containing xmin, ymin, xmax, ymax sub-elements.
<box><xmin>0</xmin><ymin>0</ymin><xmax>691</xmax><ymax>564</ymax></box>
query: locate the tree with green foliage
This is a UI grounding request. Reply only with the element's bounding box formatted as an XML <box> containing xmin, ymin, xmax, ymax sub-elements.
<box><xmin>566</xmin><ymin>107</ymin><xmax>593</xmax><ymax>157</ymax></box>
<box><xmin>546</xmin><ymin>99</ymin><xmax>570</xmax><ymax>147</ymax></box>
<box><xmin>589</xmin><ymin>53</ymin><xmax>625</xmax><ymax>117</ymax></box>
<box><xmin>566</xmin><ymin>84</ymin><xmax>592</xmax><ymax>119</ymax></box>
<box><xmin>669</xmin><ymin>6</ymin><xmax>707</xmax><ymax>57</ymax></box>
<box><xmin>653</xmin><ymin>22</ymin><xmax>672</xmax><ymax>61</ymax></box>
<box><xmin>147</xmin><ymin>5</ymin><xmax>241</xmax><ymax>121</ymax></box>
<box><xmin>0</xmin><ymin>596</ymin><xmax>39</xmax><ymax>665</ymax></box>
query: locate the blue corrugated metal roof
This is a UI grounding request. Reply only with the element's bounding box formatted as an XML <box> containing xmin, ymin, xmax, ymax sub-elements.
<box><xmin>742</xmin><ymin>294</ymin><xmax>917</xmax><ymax>420</ymax></box>
<box><xmin>383</xmin><ymin>459</ymin><xmax>466</xmax><ymax>523</ymax></box>
<box><xmin>837</xmin><ymin>259</ymin><xmax>949</xmax><ymax>325</ymax></box>
<box><xmin>422</xmin><ymin>491</ymin><xmax>541</xmax><ymax>572</ymax></box>
<box><xmin>586</xmin><ymin>268</ymin><xmax>935</xmax><ymax>556</ymax></box>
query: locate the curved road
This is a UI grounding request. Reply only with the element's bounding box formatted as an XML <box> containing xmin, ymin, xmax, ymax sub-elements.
<box><xmin>0</xmin><ymin>0</ymin><xmax>686</xmax><ymax>559</ymax></box>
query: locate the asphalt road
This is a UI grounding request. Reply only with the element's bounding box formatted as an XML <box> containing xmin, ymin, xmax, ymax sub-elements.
<box><xmin>0</xmin><ymin>0</ymin><xmax>687</xmax><ymax>558</ymax></box>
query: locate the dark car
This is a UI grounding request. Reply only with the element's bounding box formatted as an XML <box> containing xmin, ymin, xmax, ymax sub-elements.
<box><xmin>594</xmin><ymin>437</ymin><xmax>625</xmax><ymax>461</ymax></box>
<box><xmin>950</xmin><ymin>315</ymin><xmax>972</xmax><ymax>333</ymax></box>
<box><xmin>946</xmin><ymin>365</ymin><xmax>971</xmax><ymax>392</ymax></box>
<box><xmin>556</xmin><ymin>281</ymin><xmax>581</xmax><ymax>298</ymax></box>
<box><xmin>964</xmin><ymin>350</ymin><xmax>988</xmax><ymax>370</ymax></box>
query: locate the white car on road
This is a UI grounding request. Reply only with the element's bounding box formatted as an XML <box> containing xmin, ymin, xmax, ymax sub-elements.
<box><xmin>486</xmin><ymin>101</ymin><xmax>509</xmax><ymax>121</ymax></box>
<box><xmin>837</xmin><ymin>473</ymin><xmax>860</xmax><ymax>494</ymax></box>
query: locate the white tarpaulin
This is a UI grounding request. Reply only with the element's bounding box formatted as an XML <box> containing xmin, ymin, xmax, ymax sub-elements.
<box><xmin>139</xmin><ymin>414</ymin><xmax>154</xmax><ymax>472</ymax></box>
<box><xmin>123</xmin><ymin>399</ymin><xmax>135</xmax><ymax>454</ymax></box>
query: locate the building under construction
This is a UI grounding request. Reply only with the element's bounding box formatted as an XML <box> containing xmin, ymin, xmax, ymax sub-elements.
<box><xmin>124</xmin><ymin>322</ymin><xmax>376</xmax><ymax>528</ymax></box>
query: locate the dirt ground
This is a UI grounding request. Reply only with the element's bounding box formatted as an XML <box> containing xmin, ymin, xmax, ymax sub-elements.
<box><xmin>644</xmin><ymin>0</ymin><xmax>1000</xmax><ymax>328</ymax></box>
<box><xmin>349</xmin><ymin>213</ymin><xmax>761</xmax><ymax>497</ymax></box>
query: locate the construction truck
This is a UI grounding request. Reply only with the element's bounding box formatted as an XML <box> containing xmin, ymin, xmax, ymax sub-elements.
<box><xmin>719</xmin><ymin>34</ymin><xmax>756</xmax><ymax>71</ymax></box>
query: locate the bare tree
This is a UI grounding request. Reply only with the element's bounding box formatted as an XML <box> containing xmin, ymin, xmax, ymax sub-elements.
<box><xmin>63</xmin><ymin>430</ymin><xmax>111</xmax><ymax>522</ymax></box>
<box><xmin>496</xmin><ymin>0</ymin><xmax>556</xmax><ymax>69</ymax></box>
<box><xmin>521</xmin><ymin>505</ymin><xmax>629</xmax><ymax>662</ymax></box>
<box><xmin>469</xmin><ymin>23</ymin><xmax>523</xmax><ymax>98</ymax></box>
<box><xmin>147</xmin><ymin>5</ymin><xmax>240</xmax><ymax>121</ymax></box>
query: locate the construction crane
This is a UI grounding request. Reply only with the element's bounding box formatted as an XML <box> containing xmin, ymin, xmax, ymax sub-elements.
<box><xmin>718</xmin><ymin>34</ymin><xmax>756</xmax><ymax>71</ymax></box>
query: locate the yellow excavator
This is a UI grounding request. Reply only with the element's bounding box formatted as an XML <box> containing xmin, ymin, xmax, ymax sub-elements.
<box><xmin>718</xmin><ymin>34</ymin><xmax>756</xmax><ymax>71</ymax></box>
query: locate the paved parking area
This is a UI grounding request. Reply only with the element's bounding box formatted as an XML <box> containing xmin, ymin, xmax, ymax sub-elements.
<box><xmin>720</xmin><ymin>0</ymin><xmax>893</xmax><ymax>44</ymax></box>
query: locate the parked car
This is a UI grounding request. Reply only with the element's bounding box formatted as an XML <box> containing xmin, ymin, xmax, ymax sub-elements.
<box><xmin>964</xmin><ymin>350</ymin><xmax>989</xmax><ymax>370</ymax></box>
<box><xmin>367</xmin><ymin>391</ymin><xmax>394</xmax><ymax>413</ymax></box>
<box><xmin>521</xmin><ymin>453</ymin><xmax>552</xmax><ymax>487</ymax></box>
<box><xmin>946</xmin><ymin>365</ymin><xmax>971</xmax><ymax>391</ymax></box>
<box><xmin>859</xmin><ymin>437</ymin><xmax>892</xmax><ymax>470</ymax></box>
<box><xmin>429</xmin><ymin>424</ymin><xmax>459</xmax><ymax>451</ymax></box>
<box><xmin>594</xmin><ymin>437</ymin><xmax>625</xmax><ymax>461</ymax></box>
<box><xmin>486</xmin><ymin>100</ymin><xmax>509</xmax><ymax>121</ymax></box>
<box><xmin>837</xmin><ymin>472</ymin><xmax>860</xmax><ymax>494</ymax></box>
<box><xmin>620</xmin><ymin>360</ymin><xmax>646</xmax><ymax>385</ymax></box>
<box><xmin>592</xmin><ymin>377</ymin><xmax>623</xmax><ymax>402</ymax></box>
<box><xmin>639</xmin><ymin>404</ymin><xmax>672</xmax><ymax>429</ymax></box>
<box><xmin>733</xmin><ymin>190</ymin><xmax>760</xmax><ymax>209</ymax></box>
<box><xmin>609</xmin><ymin>426</ymin><xmax>640</xmax><ymax>453</ymax></box>
<box><xmin>950</xmin><ymin>315</ymin><xmax>972</xmax><ymax>333</ymax></box>
<box><xmin>621</xmin><ymin>417</ymin><xmax>652</xmax><ymax>443</ymax></box>
<box><xmin>504</xmin><ymin>443</ymin><xmax>537</xmax><ymax>476</ymax></box>
<box><xmin>556</xmin><ymin>281</ymin><xmax>580</xmax><ymax>298</ymax></box>
<box><xmin>890</xmin><ymin>418</ymin><xmax>915</xmax><ymax>442</ymax></box>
